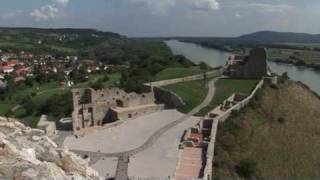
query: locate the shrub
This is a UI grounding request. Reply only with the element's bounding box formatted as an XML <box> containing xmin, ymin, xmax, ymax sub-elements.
<box><xmin>278</xmin><ymin>117</ymin><xmax>285</xmax><ymax>124</ymax></box>
<box><xmin>269</xmin><ymin>84</ymin><xmax>278</xmax><ymax>89</ymax></box>
<box><xmin>235</xmin><ymin>159</ymin><xmax>257</xmax><ymax>179</ymax></box>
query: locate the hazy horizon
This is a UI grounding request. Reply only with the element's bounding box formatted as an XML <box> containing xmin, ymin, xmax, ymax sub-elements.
<box><xmin>1</xmin><ymin>0</ymin><xmax>319</xmax><ymax>37</ymax></box>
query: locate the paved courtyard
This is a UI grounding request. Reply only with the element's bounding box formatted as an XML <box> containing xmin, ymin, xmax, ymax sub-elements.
<box><xmin>128</xmin><ymin>115</ymin><xmax>199</xmax><ymax>178</ymax></box>
<box><xmin>63</xmin><ymin>110</ymin><xmax>200</xmax><ymax>177</ymax></box>
<box><xmin>64</xmin><ymin>110</ymin><xmax>187</xmax><ymax>153</ymax></box>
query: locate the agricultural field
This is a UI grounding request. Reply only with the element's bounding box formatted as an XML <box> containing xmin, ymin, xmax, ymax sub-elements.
<box><xmin>197</xmin><ymin>79</ymin><xmax>258</xmax><ymax>116</ymax></box>
<box><xmin>267</xmin><ymin>48</ymin><xmax>320</xmax><ymax>64</ymax></box>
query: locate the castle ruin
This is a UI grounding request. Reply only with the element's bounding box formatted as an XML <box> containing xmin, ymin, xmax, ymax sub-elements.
<box><xmin>71</xmin><ymin>88</ymin><xmax>164</xmax><ymax>132</ymax></box>
<box><xmin>223</xmin><ymin>48</ymin><xmax>267</xmax><ymax>79</ymax></box>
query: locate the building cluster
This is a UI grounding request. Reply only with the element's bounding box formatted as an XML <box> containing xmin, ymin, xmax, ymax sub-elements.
<box><xmin>71</xmin><ymin>87</ymin><xmax>164</xmax><ymax>133</ymax></box>
<box><xmin>223</xmin><ymin>48</ymin><xmax>267</xmax><ymax>79</ymax></box>
<box><xmin>0</xmin><ymin>50</ymin><xmax>126</xmax><ymax>87</ymax></box>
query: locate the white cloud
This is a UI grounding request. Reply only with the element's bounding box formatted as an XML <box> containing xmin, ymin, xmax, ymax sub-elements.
<box><xmin>30</xmin><ymin>5</ymin><xmax>60</xmax><ymax>21</ymax></box>
<box><xmin>127</xmin><ymin>0</ymin><xmax>219</xmax><ymax>15</ymax></box>
<box><xmin>128</xmin><ymin>0</ymin><xmax>176</xmax><ymax>15</ymax></box>
<box><xmin>189</xmin><ymin>0</ymin><xmax>220</xmax><ymax>11</ymax></box>
<box><xmin>53</xmin><ymin>0</ymin><xmax>70</xmax><ymax>7</ymax></box>
<box><xmin>227</xmin><ymin>2</ymin><xmax>294</xmax><ymax>15</ymax></box>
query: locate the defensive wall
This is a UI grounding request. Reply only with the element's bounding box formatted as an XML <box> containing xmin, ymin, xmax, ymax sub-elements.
<box><xmin>202</xmin><ymin>79</ymin><xmax>265</xmax><ymax>180</ymax></box>
<box><xmin>143</xmin><ymin>69</ymin><xmax>222</xmax><ymax>109</ymax></box>
<box><xmin>144</xmin><ymin>69</ymin><xmax>222</xmax><ymax>87</ymax></box>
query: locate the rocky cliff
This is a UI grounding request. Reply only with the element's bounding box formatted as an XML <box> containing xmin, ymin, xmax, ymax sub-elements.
<box><xmin>0</xmin><ymin>116</ymin><xmax>100</xmax><ymax>180</ymax></box>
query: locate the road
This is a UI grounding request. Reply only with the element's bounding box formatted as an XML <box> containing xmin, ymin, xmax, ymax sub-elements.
<box><xmin>70</xmin><ymin>78</ymin><xmax>218</xmax><ymax>179</ymax></box>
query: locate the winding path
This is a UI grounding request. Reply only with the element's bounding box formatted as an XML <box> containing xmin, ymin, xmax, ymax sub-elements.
<box><xmin>71</xmin><ymin>78</ymin><xmax>218</xmax><ymax>179</ymax></box>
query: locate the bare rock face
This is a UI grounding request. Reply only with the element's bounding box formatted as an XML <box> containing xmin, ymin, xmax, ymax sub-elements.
<box><xmin>0</xmin><ymin>117</ymin><xmax>101</xmax><ymax>180</ymax></box>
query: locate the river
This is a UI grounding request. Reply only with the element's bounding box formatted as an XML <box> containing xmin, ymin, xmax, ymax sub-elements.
<box><xmin>166</xmin><ymin>40</ymin><xmax>320</xmax><ymax>94</ymax></box>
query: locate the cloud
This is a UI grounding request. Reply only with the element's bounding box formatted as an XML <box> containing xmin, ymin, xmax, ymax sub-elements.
<box><xmin>226</xmin><ymin>2</ymin><xmax>294</xmax><ymax>15</ymax></box>
<box><xmin>30</xmin><ymin>5</ymin><xmax>60</xmax><ymax>21</ymax></box>
<box><xmin>128</xmin><ymin>0</ymin><xmax>176</xmax><ymax>15</ymax></box>
<box><xmin>126</xmin><ymin>0</ymin><xmax>219</xmax><ymax>15</ymax></box>
<box><xmin>189</xmin><ymin>0</ymin><xmax>220</xmax><ymax>11</ymax></box>
<box><xmin>53</xmin><ymin>0</ymin><xmax>70</xmax><ymax>7</ymax></box>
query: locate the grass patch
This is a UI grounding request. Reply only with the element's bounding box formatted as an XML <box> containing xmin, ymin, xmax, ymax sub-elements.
<box><xmin>213</xmin><ymin>82</ymin><xmax>320</xmax><ymax>179</ymax></box>
<box><xmin>154</xmin><ymin>66</ymin><xmax>207</xmax><ymax>81</ymax></box>
<box><xmin>197</xmin><ymin>79</ymin><xmax>258</xmax><ymax>116</ymax></box>
<box><xmin>0</xmin><ymin>103</ymin><xmax>14</xmax><ymax>116</ymax></box>
<box><xmin>162</xmin><ymin>79</ymin><xmax>209</xmax><ymax>113</ymax></box>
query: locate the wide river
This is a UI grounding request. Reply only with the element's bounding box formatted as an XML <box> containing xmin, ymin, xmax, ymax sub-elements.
<box><xmin>166</xmin><ymin>40</ymin><xmax>320</xmax><ymax>94</ymax></box>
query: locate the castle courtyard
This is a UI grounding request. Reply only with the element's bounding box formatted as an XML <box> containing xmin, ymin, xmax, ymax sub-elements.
<box><xmin>63</xmin><ymin>110</ymin><xmax>200</xmax><ymax>178</ymax></box>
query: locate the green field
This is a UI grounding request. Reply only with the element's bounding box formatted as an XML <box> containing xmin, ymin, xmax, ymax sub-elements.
<box><xmin>154</xmin><ymin>66</ymin><xmax>207</xmax><ymax>81</ymax></box>
<box><xmin>197</xmin><ymin>79</ymin><xmax>258</xmax><ymax>116</ymax></box>
<box><xmin>162</xmin><ymin>79</ymin><xmax>209</xmax><ymax>113</ymax></box>
<box><xmin>267</xmin><ymin>48</ymin><xmax>320</xmax><ymax>64</ymax></box>
<box><xmin>74</xmin><ymin>73</ymin><xmax>121</xmax><ymax>88</ymax></box>
<box><xmin>213</xmin><ymin>82</ymin><xmax>320</xmax><ymax>179</ymax></box>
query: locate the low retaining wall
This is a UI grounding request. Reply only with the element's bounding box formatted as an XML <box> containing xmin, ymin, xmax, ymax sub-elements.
<box><xmin>153</xmin><ymin>86</ymin><xmax>185</xmax><ymax>109</ymax></box>
<box><xmin>202</xmin><ymin>79</ymin><xmax>264</xmax><ymax>180</ymax></box>
<box><xmin>145</xmin><ymin>69</ymin><xmax>222</xmax><ymax>87</ymax></box>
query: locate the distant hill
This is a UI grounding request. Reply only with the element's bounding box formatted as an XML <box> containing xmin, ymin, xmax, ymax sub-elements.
<box><xmin>167</xmin><ymin>31</ymin><xmax>320</xmax><ymax>46</ymax></box>
<box><xmin>0</xmin><ymin>27</ymin><xmax>127</xmax><ymax>56</ymax></box>
<box><xmin>238</xmin><ymin>31</ymin><xmax>320</xmax><ymax>43</ymax></box>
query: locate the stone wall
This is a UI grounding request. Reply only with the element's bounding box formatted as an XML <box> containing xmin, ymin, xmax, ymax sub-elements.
<box><xmin>152</xmin><ymin>86</ymin><xmax>185</xmax><ymax>109</ymax></box>
<box><xmin>145</xmin><ymin>69</ymin><xmax>222</xmax><ymax>87</ymax></box>
<box><xmin>202</xmin><ymin>79</ymin><xmax>264</xmax><ymax>180</ymax></box>
<box><xmin>72</xmin><ymin>87</ymin><xmax>161</xmax><ymax>133</ymax></box>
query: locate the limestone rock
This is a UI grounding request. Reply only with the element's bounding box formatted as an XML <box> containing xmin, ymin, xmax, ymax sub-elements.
<box><xmin>0</xmin><ymin>116</ymin><xmax>101</xmax><ymax>180</ymax></box>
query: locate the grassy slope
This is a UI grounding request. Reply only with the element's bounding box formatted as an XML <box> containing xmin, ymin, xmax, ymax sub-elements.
<box><xmin>162</xmin><ymin>79</ymin><xmax>208</xmax><ymax>113</ymax></box>
<box><xmin>154</xmin><ymin>66</ymin><xmax>206</xmax><ymax>81</ymax></box>
<box><xmin>197</xmin><ymin>79</ymin><xmax>258</xmax><ymax>116</ymax></box>
<box><xmin>214</xmin><ymin>81</ymin><xmax>320</xmax><ymax>179</ymax></box>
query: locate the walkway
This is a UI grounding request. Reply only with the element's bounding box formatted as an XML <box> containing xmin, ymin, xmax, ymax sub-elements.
<box><xmin>70</xmin><ymin>78</ymin><xmax>218</xmax><ymax>179</ymax></box>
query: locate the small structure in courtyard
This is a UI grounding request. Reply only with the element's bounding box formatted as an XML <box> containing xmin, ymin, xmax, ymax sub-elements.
<box><xmin>71</xmin><ymin>87</ymin><xmax>164</xmax><ymax>133</ymax></box>
<box><xmin>223</xmin><ymin>48</ymin><xmax>267</xmax><ymax>79</ymax></box>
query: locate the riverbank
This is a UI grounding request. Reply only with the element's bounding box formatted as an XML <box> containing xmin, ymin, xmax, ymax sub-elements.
<box><xmin>166</xmin><ymin>40</ymin><xmax>320</xmax><ymax>95</ymax></box>
<box><xmin>268</xmin><ymin>58</ymin><xmax>320</xmax><ymax>71</ymax></box>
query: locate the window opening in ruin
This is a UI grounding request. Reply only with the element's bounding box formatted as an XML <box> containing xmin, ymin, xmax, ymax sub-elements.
<box><xmin>128</xmin><ymin>114</ymin><xmax>132</xmax><ymax>118</ymax></box>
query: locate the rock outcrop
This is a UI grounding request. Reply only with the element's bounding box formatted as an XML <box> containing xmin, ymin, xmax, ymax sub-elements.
<box><xmin>0</xmin><ymin>116</ymin><xmax>101</xmax><ymax>180</ymax></box>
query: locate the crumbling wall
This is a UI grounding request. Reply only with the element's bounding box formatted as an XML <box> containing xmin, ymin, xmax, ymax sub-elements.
<box><xmin>202</xmin><ymin>79</ymin><xmax>264</xmax><ymax>179</ymax></box>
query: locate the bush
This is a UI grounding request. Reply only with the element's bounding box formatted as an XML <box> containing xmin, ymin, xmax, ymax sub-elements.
<box><xmin>278</xmin><ymin>117</ymin><xmax>285</xmax><ymax>124</ymax></box>
<box><xmin>235</xmin><ymin>159</ymin><xmax>257</xmax><ymax>179</ymax></box>
<box><xmin>269</xmin><ymin>84</ymin><xmax>278</xmax><ymax>89</ymax></box>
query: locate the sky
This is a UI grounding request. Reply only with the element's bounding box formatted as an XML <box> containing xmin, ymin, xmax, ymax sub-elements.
<box><xmin>0</xmin><ymin>0</ymin><xmax>319</xmax><ymax>37</ymax></box>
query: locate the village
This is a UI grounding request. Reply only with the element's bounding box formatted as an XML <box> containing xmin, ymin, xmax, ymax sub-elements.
<box><xmin>0</xmin><ymin>50</ymin><xmax>126</xmax><ymax>86</ymax></box>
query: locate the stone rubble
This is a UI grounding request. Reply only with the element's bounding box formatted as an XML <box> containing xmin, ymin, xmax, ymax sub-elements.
<box><xmin>0</xmin><ymin>116</ymin><xmax>101</xmax><ymax>180</ymax></box>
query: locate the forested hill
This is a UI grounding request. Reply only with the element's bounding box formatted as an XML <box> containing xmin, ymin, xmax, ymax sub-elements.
<box><xmin>238</xmin><ymin>31</ymin><xmax>320</xmax><ymax>43</ymax></box>
<box><xmin>166</xmin><ymin>31</ymin><xmax>320</xmax><ymax>46</ymax></box>
<box><xmin>0</xmin><ymin>27</ymin><xmax>126</xmax><ymax>55</ymax></box>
